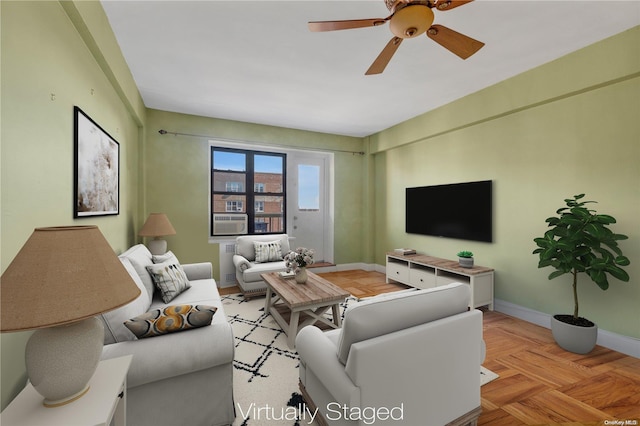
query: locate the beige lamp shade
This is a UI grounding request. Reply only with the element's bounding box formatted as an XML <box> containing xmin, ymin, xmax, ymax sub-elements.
<box><xmin>138</xmin><ymin>213</ymin><xmax>176</xmax><ymax>237</ymax></box>
<box><xmin>0</xmin><ymin>225</ymin><xmax>141</xmax><ymax>332</ymax></box>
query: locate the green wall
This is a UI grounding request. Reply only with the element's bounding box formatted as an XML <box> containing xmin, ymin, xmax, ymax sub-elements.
<box><xmin>1</xmin><ymin>1</ymin><xmax>145</xmax><ymax>410</ymax></box>
<box><xmin>143</xmin><ymin>109</ymin><xmax>366</xmax><ymax>276</ymax></box>
<box><xmin>1</xmin><ymin>0</ymin><xmax>637</xmax><ymax>414</ymax></box>
<box><xmin>369</xmin><ymin>27</ymin><xmax>640</xmax><ymax>339</ymax></box>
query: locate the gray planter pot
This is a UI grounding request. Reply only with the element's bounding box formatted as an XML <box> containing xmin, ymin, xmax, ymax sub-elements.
<box><xmin>550</xmin><ymin>315</ymin><xmax>597</xmax><ymax>354</ymax></box>
<box><xmin>458</xmin><ymin>257</ymin><xmax>474</xmax><ymax>268</ymax></box>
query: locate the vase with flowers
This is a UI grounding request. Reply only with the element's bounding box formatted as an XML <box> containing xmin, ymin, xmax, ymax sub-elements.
<box><xmin>285</xmin><ymin>247</ymin><xmax>315</xmax><ymax>284</ymax></box>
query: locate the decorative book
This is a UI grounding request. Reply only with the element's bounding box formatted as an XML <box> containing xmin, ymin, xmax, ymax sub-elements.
<box><xmin>394</xmin><ymin>248</ymin><xmax>416</xmax><ymax>255</ymax></box>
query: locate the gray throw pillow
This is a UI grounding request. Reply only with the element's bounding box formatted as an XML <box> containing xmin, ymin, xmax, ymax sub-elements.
<box><xmin>146</xmin><ymin>262</ymin><xmax>191</xmax><ymax>303</ymax></box>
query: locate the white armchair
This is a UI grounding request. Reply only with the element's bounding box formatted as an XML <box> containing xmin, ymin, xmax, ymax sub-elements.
<box><xmin>296</xmin><ymin>283</ymin><xmax>484</xmax><ymax>426</ymax></box>
<box><xmin>232</xmin><ymin>234</ymin><xmax>290</xmax><ymax>298</ymax></box>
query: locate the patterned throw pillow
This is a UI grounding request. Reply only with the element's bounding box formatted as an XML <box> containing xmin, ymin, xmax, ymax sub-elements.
<box><xmin>146</xmin><ymin>262</ymin><xmax>191</xmax><ymax>303</ymax></box>
<box><xmin>254</xmin><ymin>240</ymin><xmax>282</xmax><ymax>263</ymax></box>
<box><xmin>124</xmin><ymin>305</ymin><xmax>217</xmax><ymax>339</ymax></box>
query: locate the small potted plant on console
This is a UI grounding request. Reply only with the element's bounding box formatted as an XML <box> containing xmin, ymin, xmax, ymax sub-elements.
<box><xmin>457</xmin><ymin>251</ymin><xmax>474</xmax><ymax>268</ymax></box>
<box><xmin>533</xmin><ymin>194</ymin><xmax>630</xmax><ymax>354</ymax></box>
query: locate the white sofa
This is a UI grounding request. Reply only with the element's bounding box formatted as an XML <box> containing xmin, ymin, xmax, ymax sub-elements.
<box><xmin>296</xmin><ymin>283</ymin><xmax>484</xmax><ymax>426</ymax></box>
<box><xmin>232</xmin><ymin>234</ymin><xmax>291</xmax><ymax>298</ymax></box>
<box><xmin>99</xmin><ymin>244</ymin><xmax>235</xmax><ymax>426</ymax></box>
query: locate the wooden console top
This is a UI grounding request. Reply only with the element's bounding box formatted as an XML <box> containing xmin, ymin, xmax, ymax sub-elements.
<box><xmin>386</xmin><ymin>252</ymin><xmax>494</xmax><ymax>275</ymax></box>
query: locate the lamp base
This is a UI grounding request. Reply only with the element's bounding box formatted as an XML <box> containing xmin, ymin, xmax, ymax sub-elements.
<box><xmin>26</xmin><ymin>317</ymin><xmax>104</xmax><ymax>407</ymax></box>
<box><xmin>43</xmin><ymin>385</ymin><xmax>91</xmax><ymax>408</ymax></box>
<box><xmin>147</xmin><ymin>238</ymin><xmax>167</xmax><ymax>255</ymax></box>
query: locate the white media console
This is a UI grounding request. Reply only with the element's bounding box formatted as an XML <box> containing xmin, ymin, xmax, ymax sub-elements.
<box><xmin>386</xmin><ymin>252</ymin><xmax>494</xmax><ymax>310</ymax></box>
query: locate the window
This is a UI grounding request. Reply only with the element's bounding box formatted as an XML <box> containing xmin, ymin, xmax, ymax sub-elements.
<box><xmin>226</xmin><ymin>182</ymin><xmax>243</xmax><ymax>192</ymax></box>
<box><xmin>226</xmin><ymin>201</ymin><xmax>243</xmax><ymax>212</ymax></box>
<box><xmin>211</xmin><ymin>147</ymin><xmax>286</xmax><ymax>236</ymax></box>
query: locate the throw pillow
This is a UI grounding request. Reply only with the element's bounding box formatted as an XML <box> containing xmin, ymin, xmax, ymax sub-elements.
<box><xmin>146</xmin><ymin>262</ymin><xmax>191</xmax><ymax>303</ymax></box>
<box><xmin>152</xmin><ymin>250</ymin><xmax>180</xmax><ymax>265</ymax></box>
<box><xmin>254</xmin><ymin>240</ymin><xmax>282</xmax><ymax>263</ymax></box>
<box><xmin>124</xmin><ymin>304</ymin><xmax>217</xmax><ymax>339</ymax></box>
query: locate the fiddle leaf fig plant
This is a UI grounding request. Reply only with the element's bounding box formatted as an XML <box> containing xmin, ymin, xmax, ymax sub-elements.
<box><xmin>533</xmin><ymin>194</ymin><xmax>630</xmax><ymax>322</ymax></box>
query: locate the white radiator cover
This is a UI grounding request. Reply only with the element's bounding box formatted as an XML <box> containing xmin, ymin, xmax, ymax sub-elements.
<box><xmin>218</xmin><ymin>240</ymin><xmax>237</xmax><ymax>287</ymax></box>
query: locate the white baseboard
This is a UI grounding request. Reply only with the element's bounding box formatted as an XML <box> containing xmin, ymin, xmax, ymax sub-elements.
<box><xmin>374</xmin><ymin>263</ymin><xmax>386</xmax><ymax>274</ymax></box>
<box><xmin>494</xmin><ymin>299</ymin><xmax>640</xmax><ymax>358</ymax></box>
<box><xmin>337</xmin><ymin>262</ymin><xmax>375</xmax><ymax>271</ymax></box>
<box><xmin>311</xmin><ymin>262</ymin><xmax>374</xmax><ymax>274</ymax></box>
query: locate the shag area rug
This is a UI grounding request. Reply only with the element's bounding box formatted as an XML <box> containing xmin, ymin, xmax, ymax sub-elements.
<box><xmin>222</xmin><ymin>292</ymin><xmax>498</xmax><ymax>426</ymax></box>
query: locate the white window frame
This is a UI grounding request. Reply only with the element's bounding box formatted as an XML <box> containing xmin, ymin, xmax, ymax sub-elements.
<box><xmin>226</xmin><ymin>200</ymin><xmax>243</xmax><ymax>212</ymax></box>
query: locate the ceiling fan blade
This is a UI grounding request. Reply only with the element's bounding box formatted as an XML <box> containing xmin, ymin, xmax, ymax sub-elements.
<box><xmin>366</xmin><ymin>37</ymin><xmax>403</xmax><ymax>75</ymax></box>
<box><xmin>434</xmin><ymin>0</ymin><xmax>475</xmax><ymax>11</ymax></box>
<box><xmin>426</xmin><ymin>24</ymin><xmax>484</xmax><ymax>59</ymax></box>
<box><xmin>308</xmin><ymin>17</ymin><xmax>389</xmax><ymax>32</ymax></box>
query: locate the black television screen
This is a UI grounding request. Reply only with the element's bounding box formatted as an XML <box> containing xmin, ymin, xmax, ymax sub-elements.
<box><xmin>406</xmin><ymin>180</ymin><xmax>493</xmax><ymax>242</ymax></box>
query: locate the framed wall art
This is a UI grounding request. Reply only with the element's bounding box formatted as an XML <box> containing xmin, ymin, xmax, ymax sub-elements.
<box><xmin>74</xmin><ymin>106</ymin><xmax>120</xmax><ymax>217</ymax></box>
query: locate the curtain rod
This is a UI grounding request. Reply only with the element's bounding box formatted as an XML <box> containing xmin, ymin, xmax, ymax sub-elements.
<box><xmin>158</xmin><ymin>129</ymin><xmax>365</xmax><ymax>156</ymax></box>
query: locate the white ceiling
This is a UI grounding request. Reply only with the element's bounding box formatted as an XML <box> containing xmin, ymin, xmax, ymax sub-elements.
<box><xmin>101</xmin><ymin>1</ymin><xmax>639</xmax><ymax>138</ymax></box>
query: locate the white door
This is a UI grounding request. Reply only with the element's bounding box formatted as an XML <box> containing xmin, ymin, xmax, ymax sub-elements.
<box><xmin>287</xmin><ymin>153</ymin><xmax>333</xmax><ymax>263</ymax></box>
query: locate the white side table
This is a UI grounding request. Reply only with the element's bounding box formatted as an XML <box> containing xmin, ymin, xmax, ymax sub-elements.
<box><xmin>1</xmin><ymin>355</ymin><xmax>132</xmax><ymax>426</ymax></box>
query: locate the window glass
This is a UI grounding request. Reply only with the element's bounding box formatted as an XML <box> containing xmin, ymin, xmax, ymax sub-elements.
<box><xmin>298</xmin><ymin>164</ymin><xmax>320</xmax><ymax>211</ymax></box>
<box><xmin>214</xmin><ymin>151</ymin><xmax>245</xmax><ymax>172</ymax></box>
<box><xmin>211</xmin><ymin>148</ymin><xmax>285</xmax><ymax>236</ymax></box>
<box><xmin>255</xmin><ymin>155</ymin><xmax>283</xmax><ymax>193</ymax></box>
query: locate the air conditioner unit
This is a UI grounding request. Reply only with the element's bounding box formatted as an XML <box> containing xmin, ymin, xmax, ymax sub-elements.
<box><xmin>213</xmin><ymin>214</ymin><xmax>248</xmax><ymax>235</ymax></box>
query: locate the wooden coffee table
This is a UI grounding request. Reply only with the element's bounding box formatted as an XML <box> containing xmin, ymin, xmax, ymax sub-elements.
<box><xmin>262</xmin><ymin>271</ymin><xmax>350</xmax><ymax>348</ymax></box>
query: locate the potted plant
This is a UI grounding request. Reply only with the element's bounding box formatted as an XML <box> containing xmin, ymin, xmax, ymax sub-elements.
<box><xmin>533</xmin><ymin>194</ymin><xmax>630</xmax><ymax>354</ymax></box>
<box><xmin>457</xmin><ymin>251</ymin><xmax>474</xmax><ymax>268</ymax></box>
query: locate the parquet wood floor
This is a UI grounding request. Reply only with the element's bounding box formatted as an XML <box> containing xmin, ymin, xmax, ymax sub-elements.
<box><xmin>219</xmin><ymin>269</ymin><xmax>640</xmax><ymax>425</ymax></box>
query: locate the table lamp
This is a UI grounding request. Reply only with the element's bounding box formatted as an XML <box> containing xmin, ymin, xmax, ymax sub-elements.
<box><xmin>0</xmin><ymin>226</ymin><xmax>141</xmax><ymax>407</ymax></box>
<box><xmin>138</xmin><ymin>213</ymin><xmax>176</xmax><ymax>255</ymax></box>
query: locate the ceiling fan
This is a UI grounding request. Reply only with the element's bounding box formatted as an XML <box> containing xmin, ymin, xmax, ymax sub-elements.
<box><xmin>308</xmin><ymin>0</ymin><xmax>485</xmax><ymax>75</ymax></box>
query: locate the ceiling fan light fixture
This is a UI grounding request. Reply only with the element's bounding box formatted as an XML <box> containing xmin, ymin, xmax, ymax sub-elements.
<box><xmin>309</xmin><ymin>0</ymin><xmax>483</xmax><ymax>74</ymax></box>
<box><xmin>389</xmin><ymin>5</ymin><xmax>434</xmax><ymax>39</ymax></box>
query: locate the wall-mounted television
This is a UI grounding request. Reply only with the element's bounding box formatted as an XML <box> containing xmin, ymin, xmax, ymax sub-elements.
<box><xmin>406</xmin><ymin>180</ymin><xmax>493</xmax><ymax>243</ymax></box>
